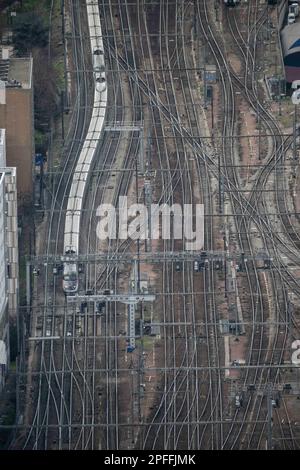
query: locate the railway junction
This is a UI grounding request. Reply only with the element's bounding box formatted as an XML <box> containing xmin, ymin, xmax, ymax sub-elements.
<box><xmin>4</xmin><ymin>0</ymin><xmax>300</xmax><ymax>450</ymax></box>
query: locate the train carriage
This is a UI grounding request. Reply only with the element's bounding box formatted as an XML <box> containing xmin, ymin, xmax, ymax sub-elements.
<box><xmin>281</xmin><ymin>23</ymin><xmax>300</xmax><ymax>84</ymax></box>
<box><xmin>224</xmin><ymin>0</ymin><xmax>240</xmax><ymax>6</ymax></box>
<box><xmin>63</xmin><ymin>0</ymin><xmax>108</xmax><ymax>295</ymax></box>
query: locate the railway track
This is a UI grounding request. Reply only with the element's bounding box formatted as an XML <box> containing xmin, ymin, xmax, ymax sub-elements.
<box><xmin>198</xmin><ymin>0</ymin><xmax>299</xmax><ymax>449</ymax></box>
<box><xmin>20</xmin><ymin>0</ymin><xmax>100</xmax><ymax>449</ymax></box>
<box><xmin>109</xmin><ymin>0</ymin><xmax>221</xmax><ymax>449</ymax></box>
<box><xmin>226</xmin><ymin>1</ymin><xmax>297</xmax><ymax>449</ymax></box>
<box><xmin>15</xmin><ymin>0</ymin><xmax>300</xmax><ymax>451</ymax></box>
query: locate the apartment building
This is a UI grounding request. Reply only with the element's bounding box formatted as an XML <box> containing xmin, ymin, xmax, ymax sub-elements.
<box><xmin>0</xmin><ymin>128</ymin><xmax>18</xmax><ymax>392</ymax></box>
<box><xmin>0</xmin><ymin>51</ymin><xmax>34</xmax><ymax>204</ymax></box>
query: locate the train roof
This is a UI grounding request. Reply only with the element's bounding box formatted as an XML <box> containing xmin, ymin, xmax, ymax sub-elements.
<box><xmin>281</xmin><ymin>23</ymin><xmax>300</xmax><ymax>57</ymax></box>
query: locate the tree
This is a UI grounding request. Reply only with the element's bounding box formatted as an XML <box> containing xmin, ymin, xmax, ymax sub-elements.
<box><xmin>12</xmin><ymin>13</ymin><xmax>48</xmax><ymax>55</ymax></box>
<box><xmin>32</xmin><ymin>48</ymin><xmax>59</xmax><ymax>130</ymax></box>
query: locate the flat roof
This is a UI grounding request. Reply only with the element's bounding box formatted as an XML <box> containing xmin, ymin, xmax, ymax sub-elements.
<box><xmin>7</xmin><ymin>57</ymin><xmax>32</xmax><ymax>89</ymax></box>
<box><xmin>0</xmin><ymin>166</ymin><xmax>16</xmax><ymax>173</ymax></box>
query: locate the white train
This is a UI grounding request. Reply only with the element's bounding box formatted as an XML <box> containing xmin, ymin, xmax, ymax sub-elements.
<box><xmin>63</xmin><ymin>0</ymin><xmax>108</xmax><ymax>294</ymax></box>
<box><xmin>93</xmin><ymin>47</ymin><xmax>106</xmax><ymax>93</ymax></box>
<box><xmin>224</xmin><ymin>0</ymin><xmax>240</xmax><ymax>6</ymax></box>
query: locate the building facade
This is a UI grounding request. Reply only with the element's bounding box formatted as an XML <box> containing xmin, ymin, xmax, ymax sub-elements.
<box><xmin>0</xmin><ymin>171</ymin><xmax>9</xmax><ymax>391</ymax></box>
<box><xmin>0</xmin><ymin>54</ymin><xmax>33</xmax><ymax>203</ymax></box>
<box><xmin>0</xmin><ymin>129</ymin><xmax>18</xmax><ymax>392</ymax></box>
<box><xmin>0</xmin><ymin>128</ymin><xmax>6</xmax><ymax>165</ymax></box>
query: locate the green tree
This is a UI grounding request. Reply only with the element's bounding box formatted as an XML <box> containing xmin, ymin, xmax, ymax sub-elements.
<box><xmin>12</xmin><ymin>13</ymin><xmax>48</xmax><ymax>55</ymax></box>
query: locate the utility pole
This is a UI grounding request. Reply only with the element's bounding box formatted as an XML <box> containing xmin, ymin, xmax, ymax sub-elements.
<box><xmin>130</xmin><ymin>361</ymin><xmax>135</xmax><ymax>445</ymax></box>
<box><xmin>26</xmin><ymin>261</ymin><xmax>31</xmax><ymax>315</ymax></box>
<box><xmin>193</xmin><ymin>0</ymin><xmax>197</xmax><ymax>41</ymax></box>
<box><xmin>62</xmin><ymin>0</ymin><xmax>68</xmax><ymax>109</ymax></box>
<box><xmin>214</xmin><ymin>0</ymin><xmax>219</xmax><ymax>22</ymax></box>
<box><xmin>139</xmin><ymin>127</ymin><xmax>144</xmax><ymax>175</ymax></box>
<box><xmin>61</xmin><ymin>90</ymin><xmax>65</xmax><ymax>144</ymax></box>
<box><xmin>293</xmin><ymin>104</ymin><xmax>297</xmax><ymax>161</ymax></box>
<box><xmin>211</xmin><ymin>87</ymin><xmax>214</xmax><ymax>131</ymax></box>
<box><xmin>218</xmin><ymin>148</ymin><xmax>222</xmax><ymax>213</ymax></box>
<box><xmin>267</xmin><ymin>384</ymin><xmax>273</xmax><ymax>450</ymax></box>
<box><xmin>203</xmin><ymin>66</ymin><xmax>207</xmax><ymax>109</ymax></box>
<box><xmin>287</xmin><ymin>294</ymin><xmax>294</xmax><ymax>352</ymax></box>
<box><xmin>258</xmin><ymin>110</ymin><xmax>261</xmax><ymax>160</ymax></box>
<box><xmin>223</xmin><ymin>235</ymin><xmax>227</xmax><ymax>299</ymax></box>
<box><xmin>144</xmin><ymin>179</ymin><xmax>152</xmax><ymax>252</ymax></box>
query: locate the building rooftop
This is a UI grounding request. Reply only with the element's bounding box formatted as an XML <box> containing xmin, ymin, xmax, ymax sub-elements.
<box><xmin>0</xmin><ymin>55</ymin><xmax>32</xmax><ymax>89</ymax></box>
